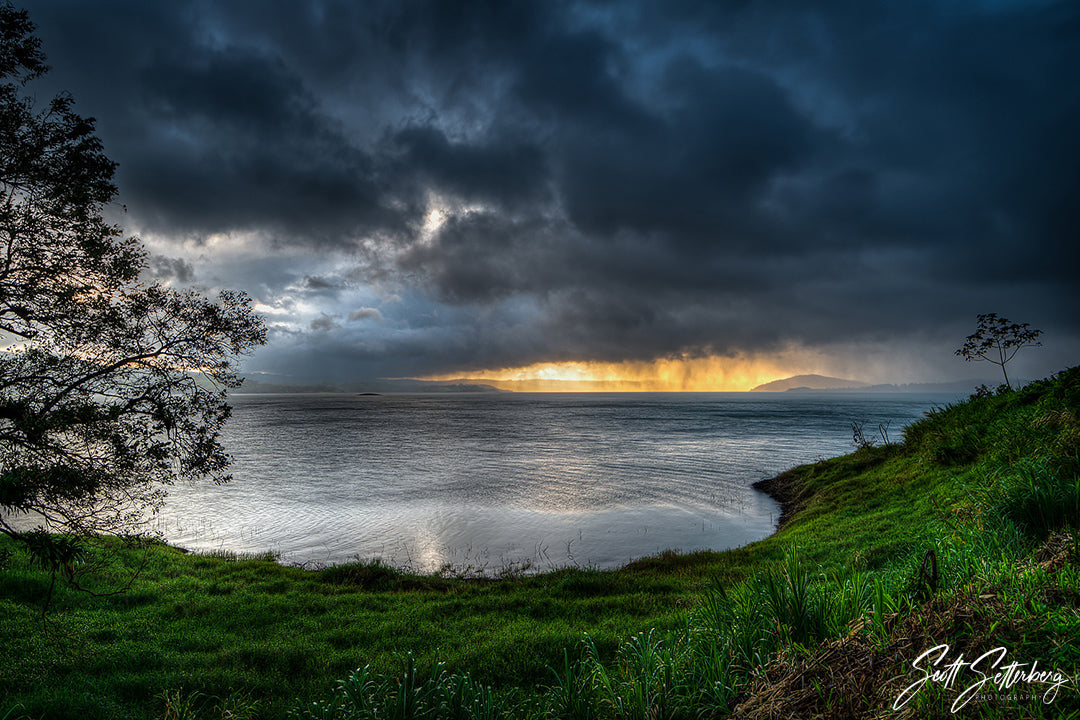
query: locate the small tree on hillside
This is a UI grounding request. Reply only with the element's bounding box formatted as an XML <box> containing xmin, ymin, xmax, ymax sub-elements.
<box><xmin>955</xmin><ymin>313</ymin><xmax>1042</xmax><ymax>390</ymax></box>
<box><xmin>0</xmin><ymin>7</ymin><xmax>265</xmax><ymax>579</ymax></box>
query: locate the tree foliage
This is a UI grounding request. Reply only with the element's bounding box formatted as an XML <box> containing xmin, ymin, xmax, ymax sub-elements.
<box><xmin>955</xmin><ymin>313</ymin><xmax>1042</xmax><ymax>390</ymax></box>
<box><xmin>0</xmin><ymin>7</ymin><xmax>265</xmax><ymax>566</ymax></box>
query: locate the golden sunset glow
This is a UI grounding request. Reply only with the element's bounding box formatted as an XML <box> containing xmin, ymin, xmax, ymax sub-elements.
<box><xmin>422</xmin><ymin>350</ymin><xmax>828</xmax><ymax>392</ymax></box>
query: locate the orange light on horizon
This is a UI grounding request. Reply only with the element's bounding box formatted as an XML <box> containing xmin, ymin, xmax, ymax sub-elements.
<box><xmin>420</xmin><ymin>351</ymin><xmax>826</xmax><ymax>392</ymax></box>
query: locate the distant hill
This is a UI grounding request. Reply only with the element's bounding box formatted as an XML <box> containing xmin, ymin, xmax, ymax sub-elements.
<box><xmin>750</xmin><ymin>374</ymin><xmax>868</xmax><ymax>392</ymax></box>
<box><xmin>751</xmin><ymin>375</ymin><xmax>998</xmax><ymax>394</ymax></box>
<box><xmin>788</xmin><ymin>380</ymin><xmax>997</xmax><ymax>395</ymax></box>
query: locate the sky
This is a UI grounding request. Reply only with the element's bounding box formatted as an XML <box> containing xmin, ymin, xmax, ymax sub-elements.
<box><xmin>17</xmin><ymin>0</ymin><xmax>1080</xmax><ymax>390</ymax></box>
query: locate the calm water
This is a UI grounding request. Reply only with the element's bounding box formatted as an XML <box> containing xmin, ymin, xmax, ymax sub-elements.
<box><xmin>154</xmin><ymin>392</ymin><xmax>956</xmax><ymax>572</ymax></box>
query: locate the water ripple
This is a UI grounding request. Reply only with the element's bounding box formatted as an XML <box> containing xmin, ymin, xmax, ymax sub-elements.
<box><xmin>156</xmin><ymin>392</ymin><xmax>950</xmax><ymax>571</ymax></box>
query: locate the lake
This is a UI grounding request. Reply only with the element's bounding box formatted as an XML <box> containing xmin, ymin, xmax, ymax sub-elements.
<box><xmin>154</xmin><ymin>392</ymin><xmax>957</xmax><ymax>572</ymax></box>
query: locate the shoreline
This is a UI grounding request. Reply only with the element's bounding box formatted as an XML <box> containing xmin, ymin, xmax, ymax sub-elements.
<box><xmin>751</xmin><ymin>466</ymin><xmax>809</xmax><ymax>532</ymax></box>
<box><xmin>156</xmin><ymin>469</ymin><xmax>809</xmax><ymax>575</ymax></box>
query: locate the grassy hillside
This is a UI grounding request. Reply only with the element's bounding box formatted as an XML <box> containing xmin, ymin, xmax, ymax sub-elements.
<box><xmin>2</xmin><ymin>368</ymin><xmax>1078</xmax><ymax>718</ymax></box>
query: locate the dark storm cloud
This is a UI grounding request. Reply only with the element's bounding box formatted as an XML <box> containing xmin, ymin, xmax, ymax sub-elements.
<box><xmin>570</xmin><ymin>58</ymin><xmax>815</xmax><ymax>220</ymax></box>
<box><xmin>303</xmin><ymin>276</ymin><xmax>336</xmax><ymax>290</ymax></box>
<box><xmin>127</xmin><ymin>49</ymin><xmax>389</xmax><ymax>238</ymax></box>
<box><xmin>22</xmin><ymin>1</ymin><xmax>395</xmax><ymax>241</ymax></box>
<box><xmin>17</xmin><ymin>0</ymin><xmax>1080</xmax><ymax>378</ymax></box>
<box><xmin>391</xmin><ymin>126</ymin><xmax>550</xmax><ymax>211</ymax></box>
<box><xmin>146</xmin><ymin>256</ymin><xmax>196</xmax><ymax>284</ymax></box>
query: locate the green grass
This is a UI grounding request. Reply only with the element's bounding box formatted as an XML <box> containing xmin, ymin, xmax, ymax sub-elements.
<box><xmin>3</xmin><ymin>367</ymin><xmax>1079</xmax><ymax>718</ymax></box>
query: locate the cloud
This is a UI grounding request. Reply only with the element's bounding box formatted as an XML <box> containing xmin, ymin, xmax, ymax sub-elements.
<box><xmin>309</xmin><ymin>314</ymin><xmax>339</xmax><ymax>332</ymax></box>
<box><xmin>303</xmin><ymin>276</ymin><xmax>336</xmax><ymax>290</ymax></box>
<box><xmin>390</xmin><ymin>126</ymin><xmax>551</xmax><ymax>212</ymax></box>
<box><xmin>348</xmin><ymin>308</ymin><xmax>385</xmax><ymax>324</ymax></box>
<box><xmin>147</xmin><ymin>255</ymin><xmax>195</xmax><ymax>284</ymax></box>
<box><xmin>19</xmin><ymin>0</ymin><xmax>1080</xmax><ymax>382</ymax></box>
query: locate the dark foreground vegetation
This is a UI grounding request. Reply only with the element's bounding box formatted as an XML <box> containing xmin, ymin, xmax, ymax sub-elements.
<box><xmin>3</xmin><ymin>367</ymin><xmax>1080</xmax><ymax>719</ymax></box>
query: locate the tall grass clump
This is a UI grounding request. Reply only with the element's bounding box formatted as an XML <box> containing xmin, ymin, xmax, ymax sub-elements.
<box><xmin>544</xmin><ymin>649</ymin><xmax>599</xmax><ymax>720</ymax></box>
<box><xmin>758</xmin><ymin>544</ymin><xmax>833</xmax><ymax>646</ymax></box>
<box><xmin>585</xmin><ymin>631</ymin><xmax>684</xmax><ymax>720</ymax></box>
<box><xmin>932</xmin><ymin>512</ymin><xmax>1031</xmax><ymax>589</ymax></box>
<box><xmin>290</xmin><ymin>654</ymin><xmax>520</xmax><ymax>720</ymax></box>
<box><xmin>738</xmin><ymin>544</ymin><xmax>890</xmax><ymax>649</ymax></box>
<box><xmin>692</xmin><ymin>579</ymin><xmax>768</xmax><ymax>676</ymax></box>
<box><xmin>984</xmin><ymin>459</ymin><xmax>1080</xmax><ymax>540</ymax></box>
<box><xmin>159</xmin><ymin>689</ymin><xmax>259</xmax><ymax>720</ymax></box>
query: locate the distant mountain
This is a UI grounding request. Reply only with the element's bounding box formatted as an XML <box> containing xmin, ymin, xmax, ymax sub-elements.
<box><xmin>751</xmin><ymin>375</ymin><xmax>997</xmax><ymax>394</ymax></box>
<box><xmin>799</xmin><ymin>380</ymin><xmax>996</xmax><ymax>395</ymax></box>
<box><xmin>750</xmin><ymin>374</ymin><xmax>869</xmax><ymax>392</ymax></box>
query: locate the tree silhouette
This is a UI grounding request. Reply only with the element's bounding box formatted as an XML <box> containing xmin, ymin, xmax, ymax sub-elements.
<box><xmin>955</xmin><ymin>313</ymin><xmax>1042</xmax><ymax>390</ymax></box>
<box><xmin>0</xmin><ymin>7</ymin><xmax>265</xmax><ymax>578</ymax></box>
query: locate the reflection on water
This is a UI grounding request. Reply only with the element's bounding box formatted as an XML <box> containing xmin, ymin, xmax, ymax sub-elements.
<box><xmin>154</xmin><ymin>392</ymin><xmax>952</xmax><ymax>572</ymax></box>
